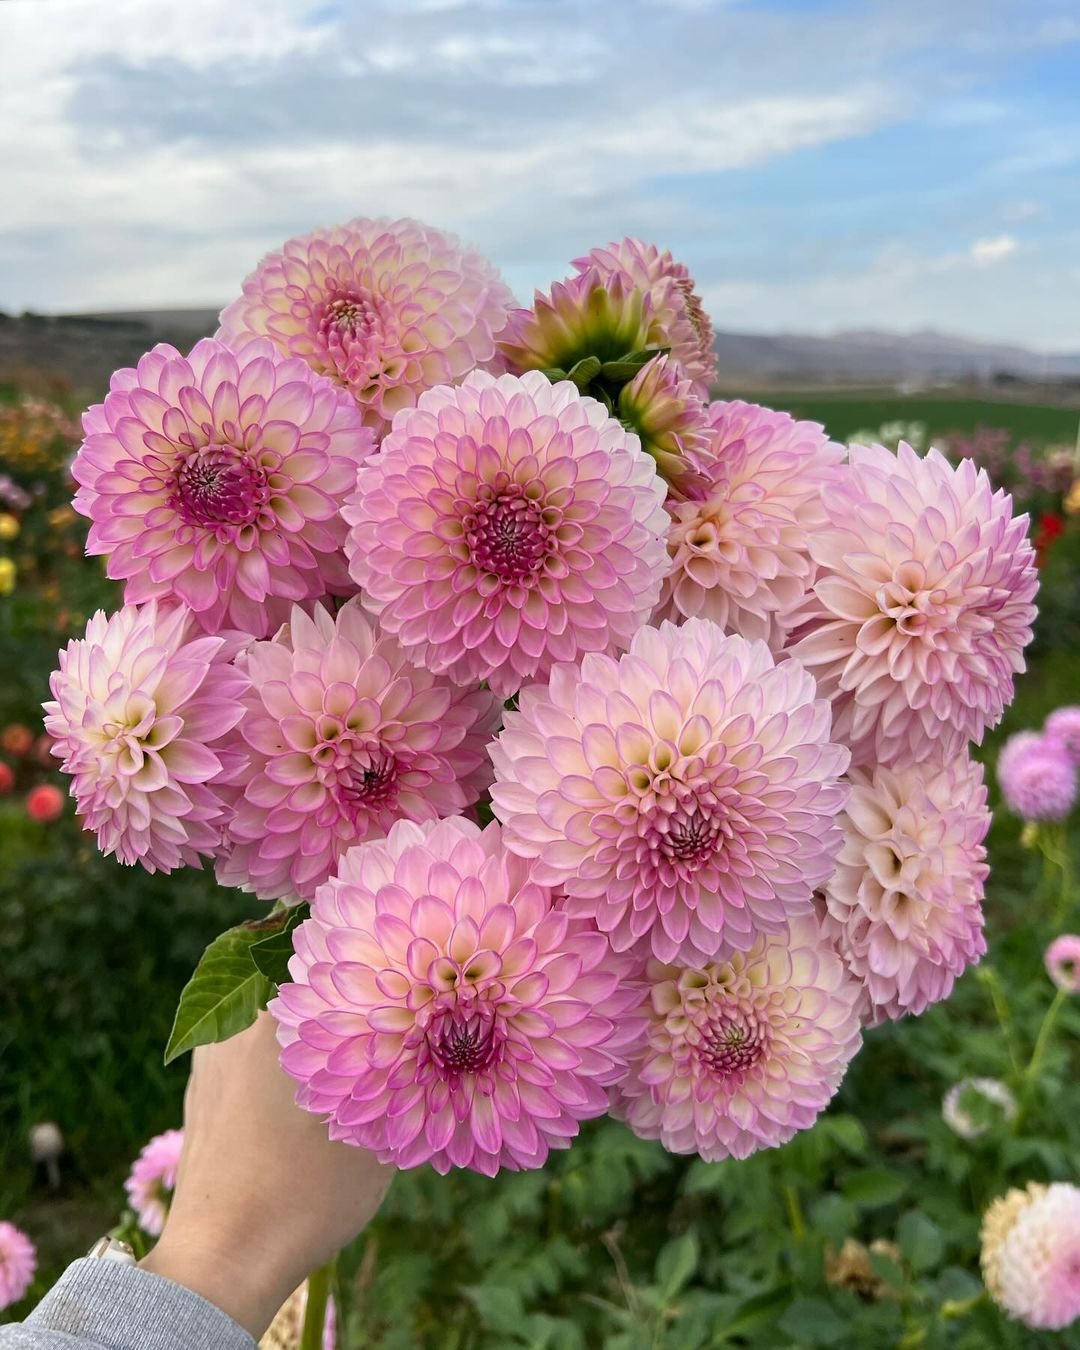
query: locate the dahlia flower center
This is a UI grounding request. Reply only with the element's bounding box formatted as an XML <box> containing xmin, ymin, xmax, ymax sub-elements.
<box><xmin>466</xmin><ymin>486</ymin><xmax>552</xmax><ymax>583</ymax></box>
<box><xmin>174</xmin><ymin>445</ymin><xmax>265</xmax><ymax>528</ymax></box>
<box><xmin>876</xmin><ymin>574</ymin><xmax>951</xmax><ymax>639</ymax></box>
<box><xmin>427</xmin><ymin>1007</ymin><xmax>500</xmax><ymax>1079</ymax></box>
<box><xmin>697</xmin><ymin>1010</ymin><xmax>769</xmax><ymax>1079</ymax></box>
<box><xmin>319</xmin><ymin>289</ymin><xmax>387</xmax><ymax>361</ymax></box>
<box><xmin>660</xmin><ymin>808</ymin><xmax>723</xmax><ymax>866</ymax></box>
<box><xmin>335</xmin><ymin>747</ymin><xmax>399</xmax><ymax>815</ymax></box>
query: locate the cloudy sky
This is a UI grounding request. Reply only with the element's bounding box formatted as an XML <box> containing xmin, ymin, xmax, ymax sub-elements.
<box><xmin>1</xmin><ymin>0</ymin><xmax>1078</xmax><ymax>348</ymax></box>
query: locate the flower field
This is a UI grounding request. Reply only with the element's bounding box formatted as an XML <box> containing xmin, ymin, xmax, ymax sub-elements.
<box><xmin>2</xmin><ymin>376</ymin><xmax>1079</xmax><ymax>1348</ymax></box>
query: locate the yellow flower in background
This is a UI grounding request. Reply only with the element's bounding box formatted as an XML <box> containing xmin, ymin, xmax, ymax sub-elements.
<box><xmin>0</xmin><ymin>558</ymin><xmax>16</xmax><ymax>595</ymax></box>
<box><xmin>1064</xmin><ymin>479</ymin><xmax>1080</xmax><ymax>516</ymax></box>
<box><xmin>0</xmin><ymin>514</ymin><xmax>19</xmax><ymax>541</ymax></box>
<box><xmin>47</xmin><ymin>505</ymin><xmax>77</xmax><ymax>530</ymax></box>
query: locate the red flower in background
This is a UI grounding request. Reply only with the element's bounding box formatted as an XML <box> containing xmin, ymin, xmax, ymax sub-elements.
<box><xmin>0</xmin><ymin>762</ymin><xmax>14</xmax><ymax>794</ymax></box>
<box><xmin>26</xmin><ymin>784</ymin><xmax>65</xmax><ymax>822</ymax></box>
<box><xmin>1033</xmin><ymin>512</ymin><xmax>1065</xmax><ymax>568</ymax></box>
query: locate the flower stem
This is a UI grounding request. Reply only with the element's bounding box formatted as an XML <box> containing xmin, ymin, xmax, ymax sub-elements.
<box><xmin>783</xmin><ymin>1184</ymin><xmax>805</xmax><ymax>1241</ymax></box>
<box><xmin>300</xmin><ymin>1260</ymin><xmax>334</xmax><ymax>1350</ymax></box>
<box><xmin>941</xmin><ymin>1290</ymin><xmax>986</xmax><ymax>1319</ymax></box>
<box><xmin>977</xmin><ymin>966</ymin><xmax>1022</xmax><ymax>1079</ymax></box>
<box><xmin>1025</xmin><ymin>987</ymin><xmax>1069</xmax><ymax>1094</ymax></box>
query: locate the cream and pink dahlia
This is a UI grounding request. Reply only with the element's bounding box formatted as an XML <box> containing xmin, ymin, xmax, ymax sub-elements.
<box><xmin>613</xmin><ymin>913</ymin><xmax>862</xmax><ymax>1160</ymax></box>
<box><xmin>941</xmin><ymin>1077</ymin><xmax>1017</xmax><ymax>1139</ymax></box>
<box><xmin>656</xmin><ymin>400</ymin><xmax>844</xmax><ymax>650</ymax></box>
<box><xmin>271</xmin><ymin>817</ymin><xmax>643</xmax><ymax>1175</ymax></box>
<box><xmin>217</xmin><ymin>600</ymin><xmax>499</xmax><ymax>901</ymax></box>
<box><xmin>1045</xmin><ymin>934</ymin><xmax>1080</xmax><ymax>993</ymax></box>
<box><xmin>997</xmin><ymin>731</ymin><xmax>1077</xmax><ymax>822</ymax></box>
<box><xmin>617</xmin><ymin>354</ymin><xmax>709</xmax><ymax>488</ymax></box>
<box><xmin>491</xmin><ymin>618</ymin><xmax>849</xmax><ymax>966</ymax></box>
<box><xmin>0</xmin><ymin>1221</ymin><xmax>36</xmax><ymax>1310</ymax></box>
<box><xmin>343</xmin><ymin>370</ymin><xmax>668</xmax><ymax>696</ymax></box>
<box><xmin>1046</xmin><ymin>705</ymin><xmax>1080</xmax><ymax>766</ymax></box>
<box><xmin>261</xmin><ymin>1283</ymin><xmax>336</xmax><ymax>1350</ymax></box>
<box><xmin>982</xmin><ymin>1182</ymin><xmax>1080</xmax><ymax>1331</ymax></box>
<box><xmin>44</xmin><ymin>603</ymin><xmax>246</xmax><ymax>873</ymax></box>
<box><xmin>124</xmin><ymin>1128</ymin><xmax>184</xmax><ymax>1237</ymax></box>
<box><xmin>788</xmin><ymin>443</ymin><xmax>1038</xmax><ymax>770</ymax></box>
<box><xmin>819</xmin><ymin>752</ymin><xmax>989</xmax><ymax>1025</ymax></box>
<box><xmin>218</xmin><ymin>217</ymin><xmax>513</xmax><ymax>432</ymax></box>
<box><xmin>72</xmin><ymin>339</ymin><xmax>374</xmax><ymax>637</ymax></box>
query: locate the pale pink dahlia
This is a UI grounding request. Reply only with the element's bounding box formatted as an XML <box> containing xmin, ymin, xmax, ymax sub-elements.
<box><xmin>271</xmin><ymin>817</ymin><xmax>643</xmax><ymax>1175</ymax></box>
<box><xmin>1045</xmin><ymin>934</ymin><xmax>1080</xmax><ymax>993</ymax></box>
<box><xmin>788</xmin><ymin>443</ymin><xmax>1038</xmax><ymax>770</ymax></box>
<box><xmin>218</xmin><ymin>217</ymin><xmax>513</xmax><ymax>432</ymax></box>
<box><xmin>72</xmin><ymin>339</ymin><xmax>374</xmax><ymax>637</ymax></box>
<box><xmin>44</xmin><ymin>603</ymin><xmax>246</xmax><ymax>872</ymax></box>
<box><xmin>997</xmin><ymin>732</ymin><xmax>1077</xmax><ymax>822</ymax></box>
<box><xmin>0</xmin><ymin>1221</ymin><xmax>36</xmax><ymax>1310</ymax></box>
<box><xmin>343</xmin><ymin>370</ymin><xmax>668</xmax><ymax>697</ymax></box>
<box><xmin>941</xmin><ymin>1077</ymin><xmax>1017</xmax><ymax>1139</ymax></box>
<box><xmin>1045</xmin><ymin>705</ymin><xmax>1080</xmax><ymax>766</ymax></box>
<box><xmin>124</xmin><ymin>1128</ymin><xmax>184</xmax><ymax>1237</ymax></box>
<box><xmin>819</xmin><ymin>752</ymin><xmax>990</xmax><ymax>1025</ymax></box>
<box><xmin>613</xmin><ymin>913</ymin><xmax>862</xmax><ymax>1160</ymax></box>
<box><xmin>656</xmin><ymin>400</ymin><xmax>844</xmax><ymax>650</ymax></box>
<box><xmin>217</xmin><ymin>600</ymin><xmax>500</xmax><ymax>901</ymax></box>
<box><xmin>491</xmin><ymin>619</ymin><xmax>849</xmax><ymax>966</ymax></box>
<box><xmin>574</xmin><ymin>238</ymin><xmax>717</xmax><ymax>393</ymax></box>
<box><xmin>617</xmin><ymin>354</ymin><xmax>709</xmax><ymax>488</ymax></box>
<box><xmin>982</xmin><ymin>1182</ymin><xmax>1080</xmax><ymax>1331</ymax></box>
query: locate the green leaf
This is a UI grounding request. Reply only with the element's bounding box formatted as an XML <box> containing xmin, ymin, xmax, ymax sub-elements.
<box><xmin>655</xmin><ymin>1230</ymin><xmax>698</xmax><ymax>1299</ymax></box>
<box><xmin>164</xmin><ymin>920</ymin><xmax>275</xmax><ymax>1064</ymax></box>
<box><xmin>842</xmin><ymin>1168</ymin><xmax>909</xmax><ymax>1209</ymax></box>
<box><xmin>249</xmin><ymin>902</ymin><xmax>310</xmax><ymax>986</ymax></box>
<box><xmin>567</xmin><ymin>356</ymin><xmax>602</xmax><ymax>390</ymax></box>
<box><xmin>808</xmin><ymin>1194</ymin><xmax>856</xmax><ymax>1248</ymax></box>
<box><xmin>463</xmin><ymin>1284</ymin><xmax>527</xmax><ymax>1336</ymax></box>
<box><xmin>897</xmin><ymin>1211</ymin><xmax>944</xmax><ymax>1273</ymax></box>
<box><xmin>777</xmin><ymin>1295</ymin><xmax>847</xmax><ymax>1346</ymax></box>
<box><xmin>868</xmin><ymin>1248</ymin><xmax>905</xmax><ymax>1290</ymax></box>
<box><xmin>540</xmin><ymin>367</ymin><xmax>568</xmax><ymax>382</ymax></box>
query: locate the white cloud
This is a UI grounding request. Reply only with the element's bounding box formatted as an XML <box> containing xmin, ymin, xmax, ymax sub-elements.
<box><xmin>969</xmin><ymin>234</ymin><xmax>1019</xmax><ymax>266</ymax></box>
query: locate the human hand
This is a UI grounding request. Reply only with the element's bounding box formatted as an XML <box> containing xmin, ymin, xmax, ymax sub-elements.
<box><xmin>140</xmin><ymin>1012</ymin><xmax>393</xmax><ymax>1338</ymax></box>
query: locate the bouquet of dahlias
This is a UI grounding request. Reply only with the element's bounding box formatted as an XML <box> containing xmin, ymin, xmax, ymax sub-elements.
<box><xmin>46</xmin><ymin>216</ymin><xmax>1039</xmax><ymax>1180</ymax></box>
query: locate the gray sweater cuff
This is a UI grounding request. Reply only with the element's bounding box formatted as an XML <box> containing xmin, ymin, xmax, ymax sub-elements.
<box><xmin>14</xmin><ymin>1258</ymin><xmax>256</xmax><ymax>1350</ymax></box>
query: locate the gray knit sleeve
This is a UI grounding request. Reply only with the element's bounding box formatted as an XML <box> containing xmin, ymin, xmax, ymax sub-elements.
<box><xmin>0</xmin><ymin>1259</ymin><xmax>256</xmax><ymax>1350</ymax></box>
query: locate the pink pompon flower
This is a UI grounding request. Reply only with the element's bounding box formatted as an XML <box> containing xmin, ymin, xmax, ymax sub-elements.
<box><xmin>72</xmin><ymin>338</ymin><xmax>374</xmax><ymax>638</ymax></box>
<box><xmin>819</xmin><ymin>752</ymin><xmax>990</xmax><ymax>1025</ymax></box>
<box><xmin>1045</xmin><ymin>706</ymin><xmax>1080</xmax><ymax>766</ymax></box>
<box><xmin>573</xmin><ymin>238</ymin><xmax>717</xmax><ymax>394</ymax></box>
<box><xmin>982</xmin><ymin>1182</ymin><xmax>1080</xmax><ymax>1331</ymax></box>
<box><xmin>787</xmin><ymin>443</ymin><xmax>1039</xmax><ymax>770</ymax></box>
<box><xmin>217</xmin><ymin>600</ymin><xmax>500</xmax><ymax>901</ymax></box>
<box><xmin>343</xmin><ymin>370</ymin><xmax>668</xmax><ymax>697</ymax></box>
<box><xmin>1045</xmin><ymin>935</ymin><xmax>1080</xmax><ymax>993</ymax></box>
<box><xmin>44</xmin><ymin>603</ymin><xmax>246</xmax><ymax>872</ymax></box>
<box><xmin>0</xmin><ymin>1221</ymin><xmax>36</xmax><ymax>1310</ymax></box>
<box><xmin>997</xmin><ymin>732</ymin><xmax>1077</xmax><ymax>822</ymax></box>
<box><xmin>656</xmin><ymin>400</ymin><xmax>844</xmax><ymax>650</ymax></box>
<box><xmin>617</xmin><ymin>354</ymin><xmax>710</xmax><ymax>488</ymax></box>
<box><xmin>124</xmin><ymin>1128</ymin><xmax>184</xmax><ymax>1237</ymax></box>
<box><xmin>271</xmin><ymin>817</ymin><xmax>643</xmax><ymax>1175</ymax></box>
<box><xmin>217</xmin><ymin>217</ymin><xmax>513</xmax><ymax>432</ymax></box>
<box><xmin>613</xmin><ymin>913</ymin><xmax>862</xmax><ymax>1161</ymax></box>
<box><xmin>491</xmin><ymin>618</ymin><xmax>850</xmax><ymax>966</ymax></box>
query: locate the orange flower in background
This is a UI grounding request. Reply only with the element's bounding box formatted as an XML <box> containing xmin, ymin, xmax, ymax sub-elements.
<box><xmin>1</xmin><ymin>724</ymin><xmax>34</xmax><ymax>757</ymax></box>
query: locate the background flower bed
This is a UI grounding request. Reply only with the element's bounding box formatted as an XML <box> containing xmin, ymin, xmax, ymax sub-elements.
<box><xmin>1</xmin><ymin>383</ymin><xmax>1078</xmax><ymax>1348</ymax></box>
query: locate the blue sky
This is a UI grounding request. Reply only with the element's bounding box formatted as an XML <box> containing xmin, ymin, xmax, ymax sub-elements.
<box><xmin>1</xmin><ymin>0</ymin><xmax>1078</xmax><ymax>347</ymax></box>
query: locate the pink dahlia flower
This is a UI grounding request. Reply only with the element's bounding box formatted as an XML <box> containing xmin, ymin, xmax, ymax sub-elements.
<box><xmin>343</xmin><ymin>370</ymin><xmax>668</xmax><ymax>697</ymax></box>
<box><xmin>124</xmin><ymin>1128</ymin><xmax>184</xmax><ymax>1237</ymax></box>
<box><xmin>217</xmin><ymin>600</ymin><xmax>500</xmax><ymax>901</ymax></box>
<box><xmin>491</xmin><ymin>618</ymin><xmax>849</xmax><ymax>966</ymax></box>
<box><xmin>1045</xmin><ymin>705</ymin><xmax>1080</xmax><ymax>766</ymax></box>
<box><xmin>1045</xmin><ymin>934</ymin><xmax>1080</xmax><ymax>993</ymax></box>
<box><xmin>0</xmin><ymin>1221</ymin><xmax>36</xmax><ymax>1310</ymax></box>
<box><xmin>982</xmin><ymin>1182</ymin><xmax>1080</xmax><ymax>1331</ymax></box>
<box><xmin>819</xmin><ymin>752</ymin><xmax>990</xmax><ymax>1024</ymax></box>
<box><xmin>44</xmin><ymin>603</ymin><xmax>246</xmax><ymax>872</ymax></box>
<box><xmin>617</xmin><ymin>354</ymin><xmax>709</xmax><ymax>488</ymax></box>
<box><xmin>72</xmin><ymin>339</ymin><xmax>374</xmax><ymax>638</ymax></box>
<box><xmin>218</xmin><ymin>217</ymin><xmax>513</xmax><ymax>432</ymax></box>
<box><xmin>271</xmin><ymin>817</ymin><xmax>643</xmax><ymax>1175</ymax></box>
<box><xmin>574</xmin><ymin>238</ymin><xmax>717</xmax><ymax>393</ymax></box>
<box><xmin>613</xmin><ymin>913</ymin><xmax>862</xmax><ymax>1160</ymax></box>
<box><xmin>997</xmin><ymin>732</ymin><xmax>1077</xmax><ymax>822</ymax></box>
<box><xmin>788</xmin><ymin>443</ymin><xmax>1038</xmax><ymax>770</ymax></box>
<box><xmin>656</xmin><ymin>400</ymin><xmax>844</xmax><ymax>650</ymax></box>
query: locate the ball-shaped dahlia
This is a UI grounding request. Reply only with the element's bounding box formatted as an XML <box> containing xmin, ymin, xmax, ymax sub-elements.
<box><xmin>617</xmin><ymin>354</ymin><xmax>709</xmax><ymax>488</ymax></box>
<box><xmin>0</xmin><ymin>1221</ymin><xmax>36</xmax><ymax>1310</ymax></box>
<box><xmin>574</xmin><ymin>238</ymin><xmax>717</xmax><ymax>393</ymax></box>
<box><xmin>819</xmin><ymin>752</ymin><xmax>989</xmax><ymax>1025</ymax></box>
<box><xmin>44</xmin><ymin>603</ymin><xmax>246</xmax><ymax>873</ymax></box>
<box><xmin>613</xmin><ymin>913</ymin><xmax>862</xmax><ymax>1160</ymax></box>
<box><xmin>997</xmin><ymin>731</ymin><xmax>1077</xmax><ymax>822</ymax></box>
<box><xmin>788</xmin><ymin>443</ymin><xmax>1038</xmax><ymax>771</ymax></box>
<box><xmin>982</xmin><ymin>1182</ymin><xmax>1080</xmax><ymax>1331</ymax></box>
<box><xmin>72</xmin><ymin>338</ymin><xmax>374</xmax><ymax>637</ymax></box>
<box><xmin>491</xmin><ymin>618</ymin><xmax>850</xmax><ymax>966</ymax></box>
<box><xmin>271</xmin><ymin>816</ymin><xmax>643</xmax><ymax>1175</ymax></box>
<box><xmin>217</xmin><ymin>600</ymin><xmax>499</xmax><ymax>901</ymax></box>
<box><xmin>343</xmin><ymin>370</ymin><xmax>668</xmax><ymax>697</ymax></box>
<box><xmin>1045</xmin><ymin>934</ymin><xmax>1080</xmax><ymax>993</ymax></box>
<box><xmin>124</xmin><ymin>1128</ymin><xmax>184</xmax><ymax>1237</ymax></box>
<box><xmin>656</xmin><ymin>400</ymin><xmax>844</xmax><ymax>650</ymax></box>
<box><xmin>941</xmin><ymin>1077</ymin><xmax>1017</xmax><ymax>1139</ymax></box>
<box><xmin>1046</xmin><ymin>705</ymin><xmax>1080</xmax><ymax>766</ymax></box>
<box><xmin>261</xmin><ymin>1283</ymin><xmax>336</xmax><ymax>1350</ymax></box>
<box><xmin>218</xmin><ymin>217</ymin><xmax>513</xmax><ymax>432</ymax></box>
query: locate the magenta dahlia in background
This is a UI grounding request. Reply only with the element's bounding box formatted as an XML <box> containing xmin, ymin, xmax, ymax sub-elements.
<box><xmin>1045</xmin><ymin>705</ymin><xmax>1080</xmax><ymax>766</ymax></box>
<box><xmin>0</xmin><ymin>1221</ymin><xmax>36</xmax><ymax>1310</ymax></box>
<box><xmin>820</xmin><ymin>752</ymin><xmax>990</xmax><ymax>1025</ymax></box>
<box><xmin>218</xmin><ymin>217</ymin><xmax>513</xmax><ymax>432</ymax></box>
<box><xmin>343</xmin><ymin>369</ymin><xmax>668</xmax><ymax>696</ymax></box>
<box><xmin>613</xmin><ymin>913</ymin><xmax>862</xmax><ymax>1160</ymax></box>
<box><xmin>44</xmin><ymin>603</ymin><xmax>246</xmax><ymax>873</ymax></box>
<box><xmin>996</xmin><ymin>731</ymin><xmax>1077</xmax><ymax>822</ymax></box>
<box><xmin>124</xmin><ymin>1128</ymin><xmax>184</xmax><ymax>1237</ymax></box>
<box><xmin>72</xmin><ymin>339</ymin><xmax>374</xmax><ymax>637</ymax></box>
<box><xmin>491</xmin><ymin>618</ymin><xmax>849</xmax><ymax>965</ymax></box>
<box><xmin>574</xmin><ymin>238</ymin><xmax>717</xmax><ymax>393</ymax></box>
<box><xmin>217</xmin><ymin>600</ymin><xmax>499</xmax><ymax>901</ymax></box>
<box><xmin>788</xmin><ymin>442</ymin><xmax>1038</xmax><ymax>770</ymax></box>
<box><xmin>1045</xmin><ymin>934</ymin><xmax>1080</xmax><ymax>993</ymax></box>
<box><xmin>656</xmin><ymin>400</ymin><xmax>843</xmax><ymax>649</ymax></box>
<box><xmin>617</xmin><ymin>354</ymin><xmax>709</xmax><ymax>487</ymax></box>
<box><xmin>271</xmin><ymin>816</ymin><xmax>643</xmax><ymax>1175</ymax></box>
<box><xmin>982</xmin><ymin>1182</ymin><xmax>1080</xmax><ymax>1331</ymax></box>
